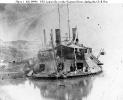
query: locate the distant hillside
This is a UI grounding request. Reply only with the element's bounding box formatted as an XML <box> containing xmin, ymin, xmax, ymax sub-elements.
<box><xmin>0</xmin><ymin>39</ymin><xmax>41</xmax><ymax>62</ymax></box>
<box><xmin>10</xmin><ymin>40</ymin><xmax>28</xmax><ymax>45</ymax></box>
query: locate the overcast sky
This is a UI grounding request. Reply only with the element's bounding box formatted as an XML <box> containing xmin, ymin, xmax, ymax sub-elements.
<box><xmin>0</xmin><ymin>4</ymin><xmax>123</xmax><ymax>56</ymax></box>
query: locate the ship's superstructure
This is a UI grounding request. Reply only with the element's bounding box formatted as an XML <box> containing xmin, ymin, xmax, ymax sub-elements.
<box><xmin>27</xmin><ymin>4</ymin><xmax>104</xmax><ymax>79</ymax></box>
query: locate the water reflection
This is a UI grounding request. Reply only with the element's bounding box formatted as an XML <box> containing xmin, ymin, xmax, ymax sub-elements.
<box><xmin>29</xmin><ymin>76</ymin><xmax>96</xmax><ymax>100</ymax></box>
<box><xmin>0</xmin><ymin>78</ymin><xmax>26</xmax><ymax>86</ymax></box>
<box><xmin>0</xmin><ymin>74</ymin><xmax>100</xmax><ymax>100</ymax></box>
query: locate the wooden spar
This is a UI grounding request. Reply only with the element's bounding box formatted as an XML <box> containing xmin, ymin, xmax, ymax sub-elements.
<box><xmin>58</xmin><ymin>4</ymin><xmax>61</xmax><ymax>32</ymax></box>
<box><xmin>76</xmin><ymin>4</ymin><xmax>79</xmax><ymax>40</ymax></box>
<box><xmin>73</xmin><ymin>4</ymin><xmax>79</xmax><ymax>69</ymax></box>
<box><xmin>58</xmin><ymin>4</ymin><xmax>63</xmax><ymax>60</ymax></box>
<box><xmin>74</xmin><ymin>26</ymin><xmax>78</xmax><ymax>72</ymax></box>
<box><xmin>50</xmin><ymin>29</ymin><xmax>57</xmax><ymax>73</ymax></box>
<box><xmin>73</xmin><ymin>4</ymin><xmax>80</xmax><ymax>69</ymax></box>
<box><xmin>0</xmin><ymin>41</ymin><xmax>1</xmax><ymax>56</ymax></box>
<box><xmin>41</xmin><ymin>37</ymin><xmax>44</xmax><ymax>50</ymax></box>
<box><xmin>50</xmin><ymin>29</ymin><xmax>55</xmax><ymax>59</ymax></box>
<box><xmin>67</xmin><ymin>3</ymin><xmax>71</xmax><ymax>40</ymax></box>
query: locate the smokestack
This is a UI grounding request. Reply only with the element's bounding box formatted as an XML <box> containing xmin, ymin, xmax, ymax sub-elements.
<box><xmin>72</xmin><ymin>28</ymin><xmax>77</xmax><ymax>41</ymax></box>
<box><xmin>43</xmin><ymin>29</ymin><xmax>46</xmax><ymax>47</ymax></box>
<box><xmin>55</xmin><ymin>29</ymin><xmax>61</xmax><ymax>46</ymax></box>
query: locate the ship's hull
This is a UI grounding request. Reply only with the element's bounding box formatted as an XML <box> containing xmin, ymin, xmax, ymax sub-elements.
<box><xmin>27</xmin><ymin>44</ymin><xmax>104</xmax><ymax>79</ymax></box>
<box><xmin>27</xmin><ymin>62</ymin><xmax>103</xmax><ymax>79</ymax></box>
<box><xmin>27</xmin><ymin>70</ymin><xmax>102</xmax><ymax>80</ymax></box>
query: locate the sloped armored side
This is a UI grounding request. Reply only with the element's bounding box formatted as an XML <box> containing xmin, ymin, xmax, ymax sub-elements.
<box><xmin>63</xmin><ymin>60</ymin><xmax>72</xmax><ymax>72</ymax></box>
<box><xmin>85</xmin><ymin>57</ymin><xmax>102</xmax><ymax>73</ymax></box>
<box><xmin>44</xmin><ymin>60</ymin><xmax>57</xmax><ymax>73</ymax></box>
<box><xmin>63</xmin><ymin>59</ymin><xmax>89</xmax><ymax>72</ymax></box>
<box><xmin>33</xmin><ymin>60</ymin><xmax>57</xmax><ymax>74</ymax></box>
<box><xmin>90</xmin><ymin>55</ymin><xmax>103</xmax><ymax>65</ymax></box>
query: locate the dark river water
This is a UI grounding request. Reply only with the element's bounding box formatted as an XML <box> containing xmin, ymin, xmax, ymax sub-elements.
<box><xmin>0</xmin><ymin>73</ymin><xmax>107</xmax><ymax>100</ymax></box>
<box><xmin>0</xmin><ymin>69</ymin><xmax>123</xmax><ymax>100</ymax></box>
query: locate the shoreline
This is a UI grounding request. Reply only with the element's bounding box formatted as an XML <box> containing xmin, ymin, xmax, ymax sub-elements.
<box><xmin>0</xmin><ymin>71</ymin><xmax>26</xmax><ymax>80</ymax></box>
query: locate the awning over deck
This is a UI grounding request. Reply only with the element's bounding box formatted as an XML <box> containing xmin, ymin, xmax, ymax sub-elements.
<box><xmin>39</xmin><ymin>43</ymin><xmax>86</xmax><ymax>53</ymax></box>
<box><xmin>67</xmin><ymin>44</ymin><xmax>86</xmax><ymax>49</ymax></box>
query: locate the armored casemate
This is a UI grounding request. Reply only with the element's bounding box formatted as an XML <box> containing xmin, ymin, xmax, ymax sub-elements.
<box><xmin>27</xmin><ymin>4</ymin><xmax>104</xmax><ymax>79</ymax></box>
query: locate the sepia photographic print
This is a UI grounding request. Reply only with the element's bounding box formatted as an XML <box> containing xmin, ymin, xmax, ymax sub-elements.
<box><xmin>0</xmin><ymin>1</ymin><xmax>123</xmax><ymax>100</ymax></box>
